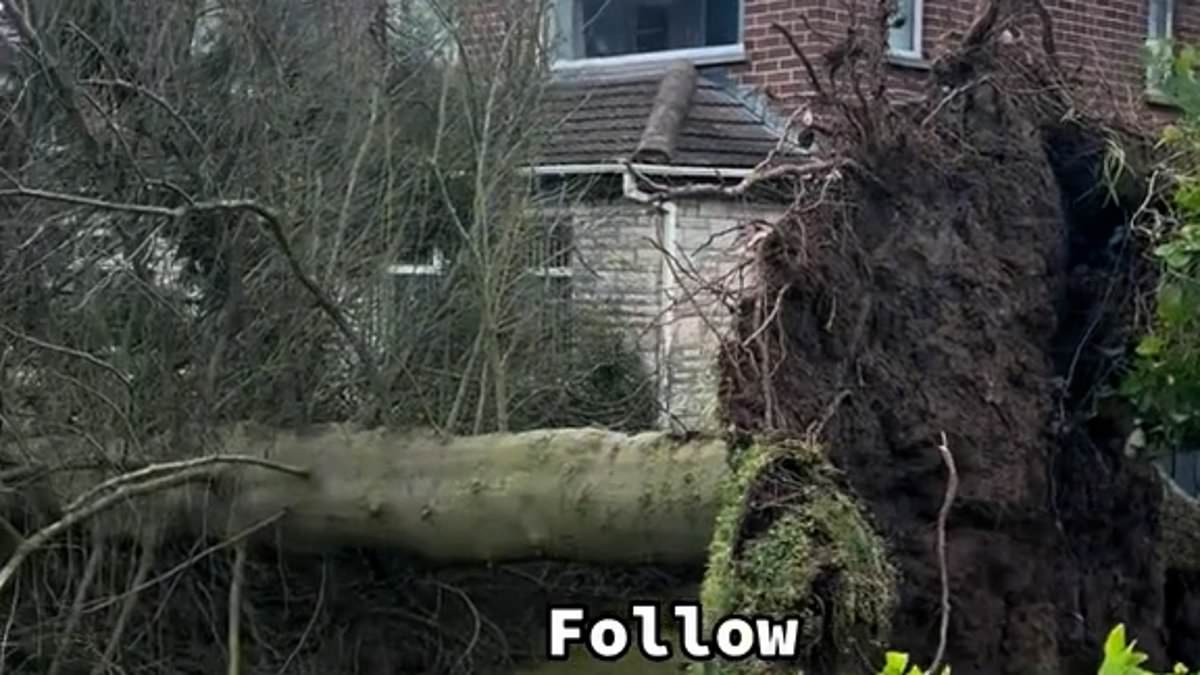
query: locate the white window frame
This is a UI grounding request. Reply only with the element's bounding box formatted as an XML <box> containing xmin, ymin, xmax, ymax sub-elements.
<box><xmin>886</xmin><ymin>0</ymin><xmax>924</xmax><ymax>62</ymax></box>
<box><xmin>385</xmin><ymin>247</ymin><xmax>447</xmax><ymax>277</ymax></box>
<box><xmin>549</xmin><ymin>0</ymin><xmax>746</xmax><ymax>72</ymax></box>
<box><xmin>529</xmin><ymin>265</ymin><xmax>574</xmax><ymax>279</ymax></box>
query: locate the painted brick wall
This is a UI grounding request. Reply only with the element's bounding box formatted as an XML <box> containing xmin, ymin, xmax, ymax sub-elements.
<box><xmin>666</xmin><ymin>199</ymin><xmax>781</xmax><ymax>430</ymax></box>
<box><xmin>552</xmin><ymin>196</ymin><xmax>783</xmax><ymax>431</ymax></box>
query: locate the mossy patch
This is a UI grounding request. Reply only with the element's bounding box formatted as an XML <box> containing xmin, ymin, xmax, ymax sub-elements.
<box><xmin>699</xmin><ymin>441</ymin><xmax>898</xmax><ymax>674</ymax></box>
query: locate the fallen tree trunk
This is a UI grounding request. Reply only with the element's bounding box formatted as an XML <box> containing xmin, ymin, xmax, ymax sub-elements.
<box><xmin>5</xmin><ymin>424</ymin><xmax>1200</xmax><ymax>577</ymax></box>
<box><xmin>5</xmin><ymin>424</ymin><xmax>729</xmax><ymax>564</ymax></box>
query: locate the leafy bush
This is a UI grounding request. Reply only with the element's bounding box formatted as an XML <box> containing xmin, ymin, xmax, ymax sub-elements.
<box><xmin>873</xmin><ymin>651</ymin><xmax>949</xmax><ymax>675</ymax></box>
<box><xmin>1093</xmin><ymin>624</ymin><xmax>1195</xmax><ymax>675</ymax></box>
<box><xmin>1119</xmin><ymin>46</ymin><xmax>1200</xmax><ymax>449</ymax></box>
<box><xmin>873</xmin><ymin>625</ymin><xmax>1196</xmax><ymax>675</ymax></box>
<box><xmin>1120</xmin><ymin>213</ymin><xmax>1200</xmax><ymax>447</ymax></box>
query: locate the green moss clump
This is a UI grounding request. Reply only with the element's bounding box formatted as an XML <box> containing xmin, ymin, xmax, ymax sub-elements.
<box><xmin>699</xmin><ymin>441</ymin><xmax>898</xmax><ymax>674</ymax></box>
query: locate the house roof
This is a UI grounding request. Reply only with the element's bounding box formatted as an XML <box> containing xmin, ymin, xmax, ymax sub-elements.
<box><xmin>538</xmin><ymin>61</ymin><xmax>806</xmax><ymax>169</ymax></box>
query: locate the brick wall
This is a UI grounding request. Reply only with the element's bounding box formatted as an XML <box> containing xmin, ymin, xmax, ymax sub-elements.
<box><xmin>732</xmin><ymin>0</ymin><xmax>1199</xmax><ymax>116</ymax></box>
<box><xmin>475</xmin><ymin>0</ymin><xmax>1200</xmax><ymax>432</ymax></box>
<box><xmin>466</xmin><ymin>0</ymin><xmax>1200</xmax><ymax>114</ymax></box>
<box><xmin>552</xmin><ymin>195</ymin><xmax>783</xmax><ymax>431</ymax></box>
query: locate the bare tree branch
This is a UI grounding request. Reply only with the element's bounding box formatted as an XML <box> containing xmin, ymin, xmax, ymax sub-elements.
<box><xmin>0</xmin><ymin>184</ymin><xmax>389</xmax><ymax>422</ymax></box>
<box><xmin>625</xmin><ymin>159</ymin><xmax>848</xmax><ymax>201</ymax></box>
<box><xmin>0</xmin><ymin>456</ymin><xmax>304</xmax><ymax>595</ymax></box>
<box><xmin>0</xmin><ymin>0</ymin><xmax>100</xmax><ymax>159</ymax></box>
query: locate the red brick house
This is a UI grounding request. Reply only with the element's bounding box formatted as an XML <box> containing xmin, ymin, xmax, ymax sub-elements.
<box><xmin>543</xmin><ymin>0</ymin><xmax>1193</xmax><ymax>104</ymax></box>
<box><xmin>506</xmin><ymin>0</ymin><xmax>1196</xmax><ymax>432</ymax></box>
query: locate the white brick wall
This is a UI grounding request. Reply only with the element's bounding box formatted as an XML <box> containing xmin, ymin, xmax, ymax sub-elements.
<box><xmin>553</xmin><ymin>196</ymin><xmax>784</xmax><ymax>432</ymax></box>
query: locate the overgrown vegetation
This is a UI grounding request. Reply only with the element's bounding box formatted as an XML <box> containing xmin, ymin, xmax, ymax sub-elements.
<box><xmin>700</xmin><ymin>441</ymin><xmax>898</xmax><ymax>674</ymax></box>
<box><xmin>1122</xmin><ymin>47</ymin><xmax>1200</xmax><ymax>449</ymax></box>
<box><xmin>0</xmin><ymin>1</ymin><xmax>660</xmax><ymax>672</ymax></box>
<box><xmin>877</xmin><ymin>625</ymin><xmax>1198</xmax><ymax>675</ymax></box>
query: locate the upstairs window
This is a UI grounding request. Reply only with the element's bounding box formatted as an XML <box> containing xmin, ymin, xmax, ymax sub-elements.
<box><xmin>886</xmin><ymin>0</ymin><xmax>923</xmax><ymax>61</ymax></box>
<box><xmin>1149</xmin><ymin>0</ymin><xmax>1174</xmax><ymax>42</ymax></box>
<box><xmin>553</xmin><ymin>0</ymin><xmax>743</xmax><ymax>68</ymax></box>
<box><xmin>1146</xmin><ymin>0</ymin><xmax>1175</xmax><ymax>93</ymax></box>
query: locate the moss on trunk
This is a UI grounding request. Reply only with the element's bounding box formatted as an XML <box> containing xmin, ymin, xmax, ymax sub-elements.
<box><xmin>700</xmin><ymin>441</ymin><xmax>898</xmax><ymax>674</ymax></box>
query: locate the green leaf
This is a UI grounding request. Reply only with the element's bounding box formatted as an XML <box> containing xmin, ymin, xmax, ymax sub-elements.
<box><xmin>1158</xmin><ymin>284</ymin><xmax>1187</xmax><ymax>324</ymax></box>
<box><xmin>1137</xmin><ymin>335</ymin><xmax>1166</xmax><ymax>358</ymax></box>
<box><xmin>879</xmin><ymin>652</ymin><xmax>910</xmax><ymax>675</ymax></box>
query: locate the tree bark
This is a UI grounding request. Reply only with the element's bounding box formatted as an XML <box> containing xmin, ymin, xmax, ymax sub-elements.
<box><xmin>6</xmin><ymin>425</ymin><xmax>728</xmax><ymax>564</ymax></box>
<box><xmin>5</xmin><ymin>425</ymin><xmax>1200</xmax><ymax>574</ymax></box>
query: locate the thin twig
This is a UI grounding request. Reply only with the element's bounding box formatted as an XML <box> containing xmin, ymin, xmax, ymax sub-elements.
<box><xmin>326</xmin><ymin>78</ymin><xmax>384</xmax><ymax>285</ymax></box>
<box><xmin>0</xmin><ymin>323</ymin><xmax>132</xmax><ymax>388</ymax></box>
<box><xmin>928</xmin><ymin>431</ymin><xmax>959</xmax><ymax>675</ymax></box>
<box><xmin>0</xmin><ymin>186</ymin><xmax>388</xmax><ymax>419</ymax></box>
<box><xmin>0</xmin><ymin>465</ymin><xmax>230</xmax><ymax>594</ymax></box>
<box><xmin>79</xmin><ymin>77</ymin><xmax>208</xmax><ymax>153</ymax></box>
<box><xmin>922</xmin><ymin>76</ymin><xmax>992</xmax><ymax>128</ymax></box>
<box><xmin>627</xmin><ymin>159</ymin><xmax>846</xmax><ymax>201</ymax></box>
<box><xmin>276</xmin><ymin>558</ymin><xmax>326</xmax><ymax>674</ymax></box>
<box><xmin>0</xmin><ymin>1</ymin><xmax>100</xmax><ymax>159</ymax></box>
<box><xmin>82</xmin><ymin>511</ymin><xmax>287</xmax><ymax>615</ymax></box>
<box><xmin>228</xmin><ymin>541</ymin><xmax>247</xmax><ymax>675</ymax></box>
<box><xmin>741</xmin><ymin>283</ymin><xmax>792</xmax><ymax>348</ymax></box>
<box><xmin>771</xmin><ymin>21</ymin><xmax>828</xmax><ymax>100</ymax></box>
<box><xmin>47</xmin><ymin>535</ymin><xmax>104</xmax><ymax>675</ymax></box>
<box><xmin>66</xmin><ymin>454</ymin><xmax>309</xmax><ymax>513</ymax></box>
<box><xmin>89</xmin><ymin>542</ymin><xmax>155</xmax><ymax>675</ymax></box>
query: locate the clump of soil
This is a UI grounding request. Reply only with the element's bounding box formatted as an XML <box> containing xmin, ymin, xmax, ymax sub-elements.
<box><xmin>718</xmin><ymin>4</ymin><xmax>1199</xmax><ymax>673</ymax></box>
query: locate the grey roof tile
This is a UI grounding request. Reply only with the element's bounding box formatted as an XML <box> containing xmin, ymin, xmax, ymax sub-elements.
<box><xmin>538</xmin><ymin>62</ymin><xmax>807</xmax><ymax>169</ymax></box>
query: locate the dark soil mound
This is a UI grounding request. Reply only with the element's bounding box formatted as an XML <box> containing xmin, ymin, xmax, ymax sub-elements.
<box><xmin>718</xmin><ymin>7</ymin><xmax>1199</xmax><ymax>674</ymax></box>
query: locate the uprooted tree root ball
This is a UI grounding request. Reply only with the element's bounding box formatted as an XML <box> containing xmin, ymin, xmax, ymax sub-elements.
<box><xmin>6</xmin><ymin>1</ymin><xmax>1200</xmax><ymax>674</ymax></box>
<box><xmin>700</xmin><ymin>441</ymin><xmax>898</xmax><ymax>674</ymax></box>
<box><xmin>717</xmin><ymin>1</ymin><xmax>1200</xmax><ymax>673</ymax></box>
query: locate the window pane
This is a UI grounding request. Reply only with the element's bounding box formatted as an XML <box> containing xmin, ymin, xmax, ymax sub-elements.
<box><xmin>1148</xmin><ymin>0</ymin><xmax>1171</xmax><ymax>39</ymax></box>
<box><xmin>706</xmin><ymin>0</ymin><xmax>740</xmax><ymax>46</ymax></box>
<box><xmin>636</xmin><ymin>4</ymin><xmax>670</xmax><ymax>53</ymax></box>
<box><xmin>1145</xmin><ymin>37</ymin><xmax>1173</xmax><ymax>92</ymax></box>
<box><xmin>580</xmin><ymin>0</ymin><xmax>630</xmax><ymax>57</ymax></box>
<box><xmin>887</xmin><ymin>0</ymin><xmax>916</xmax><ymax>54</ymax></box>
<box><xmin>563</xmin><ymin>0</ymin><xmax>741</xmax><ymax>59</ymax></box>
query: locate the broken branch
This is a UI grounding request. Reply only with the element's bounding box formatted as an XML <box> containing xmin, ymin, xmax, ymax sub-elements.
<box><xmin>928</xmin><ymin>431</ymin><xmax>959</xmax><ymax>675</ymax></box>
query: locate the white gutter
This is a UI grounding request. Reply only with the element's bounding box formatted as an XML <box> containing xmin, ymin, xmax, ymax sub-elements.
<box><xmin>525</xmin><ymin>163</ymin><xmax>754</xmax><ymax>179</ymax></box>
<box><xmin>621</xmin><ymin>169</ymin><xmax>679</xmax><ymax>431</ymax></box>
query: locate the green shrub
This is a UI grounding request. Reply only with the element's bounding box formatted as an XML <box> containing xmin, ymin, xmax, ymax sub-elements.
<box><xmin>1119</xmin><ymin>43</ymin><xmax>1200</xmax><ymax>450</ymax></box>
<box><xmin>872</xmin><ymin>625</ymin><xmax>1196</xmax><ymax>675</ymax></box>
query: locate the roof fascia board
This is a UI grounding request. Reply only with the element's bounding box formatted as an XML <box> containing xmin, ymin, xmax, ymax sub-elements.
<box><xmin>525</xmin><ymin>163</ymin><xmax>754</xmax><ymax>178</ymax></box>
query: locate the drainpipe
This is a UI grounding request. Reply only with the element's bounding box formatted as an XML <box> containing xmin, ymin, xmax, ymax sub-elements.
<box><xmin>619</xmin><ymin>59</ymin><xmax>698</xmax><ymax>432</ymax></box>
<box><xmin>623</xmin><ymin>170</ymin><xmax>679</xmax><ymax>431</ymax></box>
